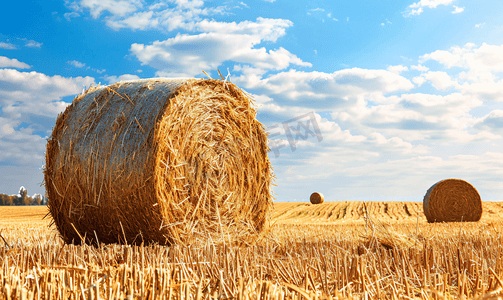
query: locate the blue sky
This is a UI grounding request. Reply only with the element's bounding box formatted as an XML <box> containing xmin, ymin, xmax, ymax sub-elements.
<box><xmin>1</xmin><ymin>0</ymin><xmax>503</xmax><ymax>202</ymax></box>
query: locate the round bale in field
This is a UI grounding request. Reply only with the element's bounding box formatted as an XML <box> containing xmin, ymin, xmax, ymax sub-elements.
<box><xmin>44</xmin><ymin>78</ymin><xmax>274</xmax><ymax>246</ymax></box>
<box><xmin>310</xmin><ymin>192</ymin><xmax>324</xmax><ymax>204</ymax></box>
<box><xmin>423</xmin><ymin>179</ymin><xmax>482</xmax><ymax>223</ymax></box>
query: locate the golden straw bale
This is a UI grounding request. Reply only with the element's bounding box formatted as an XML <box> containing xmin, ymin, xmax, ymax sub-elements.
<box><xmin>423</xmin><ymin>179</ymin><xmax>482</xmax><ymax>223</ymax></box>
<box><xmin>310</xmin><ymin>192</ymin><xmax>324</xmax><ymax>204</ymax></box>
<box><xmin>44</xmin><ymin>78</ymin><xmax>274</xmax><ymax>246</ymax></box>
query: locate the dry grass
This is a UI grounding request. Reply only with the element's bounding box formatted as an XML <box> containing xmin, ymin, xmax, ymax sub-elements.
<box><xmin>2</xmin><ymin>203</ymin><xmax>503</xmax><ymax>299</ymax></box>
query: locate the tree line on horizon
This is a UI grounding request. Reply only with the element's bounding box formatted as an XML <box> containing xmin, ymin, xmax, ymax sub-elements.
<box><xmin>0</xmin><ymin>187</ymin><xmax>47</xmax><ymax>206</ymax></box>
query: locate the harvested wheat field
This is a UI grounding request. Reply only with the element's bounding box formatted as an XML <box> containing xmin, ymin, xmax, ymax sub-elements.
<box><xmin>2</xmin><ymin>202</ymin><xmax>503</xmax><ymax>299</ymax></box>
<box><xmin>0</xmin><ymin>206</ymin><xmax>49</xmax><ymax>227</ymax></box>
<box><xmin>272</xmin><ymin>201</ymin><xmax>503</xmax><ymax>224</ymax></box>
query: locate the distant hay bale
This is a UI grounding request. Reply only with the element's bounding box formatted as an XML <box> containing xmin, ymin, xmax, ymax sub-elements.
<box><xmin>310</xmin><ymin>192</ymin><xmax>324</xmax><ymax>204</ymax></box>
<box><xmin>423</xmin><ymin>179</ymin><xmax>482</xmax><ymax>223</ymax></box>
<box><xmin>44</xmin><ymin>78</ymin><xmax>274</xmax><ymax>246</ymax></box>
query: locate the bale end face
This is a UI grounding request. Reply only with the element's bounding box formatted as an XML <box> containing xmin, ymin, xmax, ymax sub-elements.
<box><xmin>423</xmin><ymin>179</ymin><xmax>482</xmax><ymax>223</ymax></box>
<box><xmin>310</xmin><ymin>192</ymin><xmax>324</xmax><ymax>204</ymax></box>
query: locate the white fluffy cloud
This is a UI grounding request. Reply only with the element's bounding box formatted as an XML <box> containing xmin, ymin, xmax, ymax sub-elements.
<box><xmin>412</xmin><ymin>76</ymin><xmax>426</xmax><ymax>86</ymax></box>
<box><xmin>318</xmin><ymin>118</ymin><xmax>428</xmax><ymax>156</ymax></box>
<box><xmin>451</xmin><ymin>5</ymin><xmax>464</xmax><ymax>14</ymax></box>
<box><xmin>23</xmin><ymin>39</ymin><xmax>42</xmax><ymax>48</ymax></box>
<box><xmin>330</xmin><ymin>92</ymin><xmax>489</xmax><ymax>144</ymax></box>
<box><xmin>420</xmin><ymin>71</ymin><xmax>458</xmax><ymax>90</ymax></box>
<box><xmin>70</xmin><ymin>0</ymin><xmax>143</xmax><ymax>19</ymax></box>
<box><xmin>411</xmin><ymin>64</ymin><xmax>429</xmax><ymax>72</ymax></box>
<box><xmin>421</xmin><ymin>43</ymin><xmax>503</xmax><ymax>102</ymax></box>
<box><xmin>410</xmin><ymin>0</ymin><xmax>456</xmax><ymax>9</ymax></box>
<box><xmin>234</xmin><ymin>68</ymin><xmax>414</xmax><ymax>109</ymax></box>
<box><xmin>67</xmin><ymin>60</ymin><xmax>106</xmax><ymax>74</ymax></box>
<box><xmin>0</xmin><ymin>69</ymin><xmax>94</xmax><ymax>165</ymax></box>
<box><xmin>403</xmin><ymin>0</ymin><xmax>455</xmax><ymax>16</ymax></box>
<box><xmin>0</xmin><ymin>42</ymin><xmax>16</xmax><ymax>50</ymax></box>
<box><xmin>72</xmin><ymin>0</ymin><xmax>306</xmax><ymax>79</ymax></box>
<box><xmin>68</xmin><ymin>60</ymin><xmax>86</xmax><ymax>68</ymax></box>
<box><xmin>131</xmin><ymin>27</ymin><xmax>310</xmax><ymax>77</ymax></box>
<box><xmin>420</xmin><ymin>43</ymin><xmax>503</xmax><ymax>74</ymax></box>
<box><xmin>195</xmin><ymin>18</ymin><xmax>293</xmax><ymax>43</ymax></box>
<box><xmin>70</xmin><ymin>0</ymin><xmax>228</xmax><ymax>32</ymax></box>
<box><xmin>420</xmin><ymin>43</ymin><xmax>474</xmax><ymax>68</ymax></box>
<box><xmin>70</xmin><ymin>0</ymin><xmax>289</xmax><ymax>49</ymax></box>
<box><xmin>459</xmin><ymin>79</ymin><xmax>503</xmax><ymax>103</ymax></box>
<box><xmin>340</xmin><ymin>93</ymin><xmax>490</xmax><ymax>142</ymax></box>
<box><xmin>0</xmin><ymin>129</ymin><xmax>46</xmax><ymax>164</ymax></box>
<box><xmin>387</xmin><ymin>65</ymin><xmax>409</xmax><ymax>74</ymax></box>
<box><xmin>107</xmin><ymin>4</ymin><xmax>228</xmax><ymax>31</ymax></box>
<box><xmin>0</xmin><ymin>56</ymin><xmax>31</xmax><ymax>69</ymax></box>
<box><xmin>103</xmin><ymin>74</ymin><xmax>140</xmax><ymax>84</ymax></box>
<box><xmin>0</xmin><ymin>69</ymin><xmax>94</xmax><ymax>118</ymax></box>
<box><xmin>474</xmin><ymin>110</ymin><xmax>503</xmax><ymax>134</ymax></box>
<box><xmin>64</xmin><ymin>12</ymin><xmax>80</xmax><ymax>21</ymax></box>
<box><xmin>238</xmin><ymin>66</ymin><xmax>484</xmax><ymax>160</ymax></box>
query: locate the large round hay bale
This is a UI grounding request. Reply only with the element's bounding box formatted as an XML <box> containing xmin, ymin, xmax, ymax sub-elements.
<box><xmin>423</xmin><ymin>179</ymin><xmax>482</xmax><ymax>223</ymax></box>
<box><xmin>310</xmin><ymin>192</ymin><xmax>324</xmax><ymax>204</ymax></box>
<box><xmin>44</xmin><ymin>78</ymin><xmax>273</xmax><ymax>246</ymax></box>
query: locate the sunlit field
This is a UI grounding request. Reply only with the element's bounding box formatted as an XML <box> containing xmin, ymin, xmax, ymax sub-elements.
<box><xmin>1</xmin><ymin>202</ymin><xmax>503</xmax><ymax>299</ymax></box>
